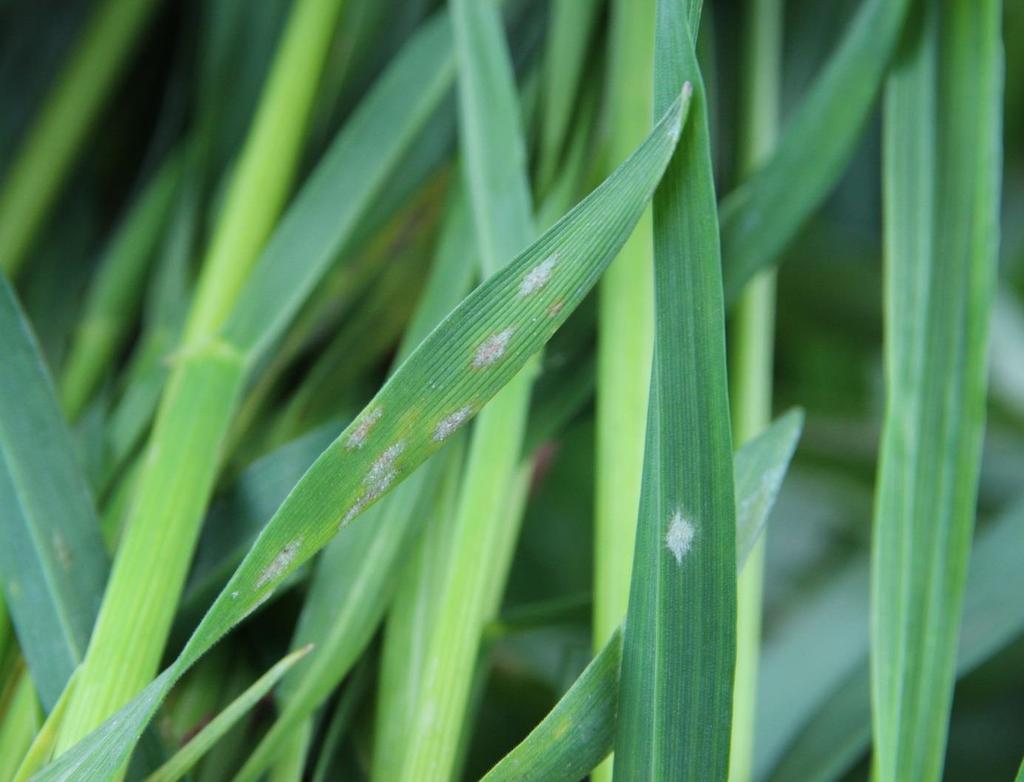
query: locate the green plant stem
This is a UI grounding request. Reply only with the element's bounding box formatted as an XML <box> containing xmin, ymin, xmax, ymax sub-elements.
<box><xmin>728</xmin><ymin>1</ymin><xmax>781</xmax><ymax>780</ymax></box>
<box><xmin>54</xmin><ymin>0</ymin><xmax>345</xmax><ymax>750</ymax></box>
<box><xmin>56</xmin><ymin>345</ymin><xmax>247</xmax><ymax>753</ymax></box>
<box><xmin>0</xmin><ymin>0</ymin><xmax>162</xmax><ymax>279</ymax></box>
<box><xmin>593</xmin><ymin>0</ymin><xmax>655</xmax><ymax>651</ymax></box>
<box><xmin>593</xmin><ymin>4</ymin><xmax>655</xmax><ymax>780</ymax></box>
<box><xmin>183</xmin><ymin>0</ymin><xmax>347</xmax><ymax>342</ymax></box>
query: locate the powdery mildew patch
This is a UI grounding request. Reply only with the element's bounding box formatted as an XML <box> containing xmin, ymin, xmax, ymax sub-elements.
<box><xmin>346</xmin><ymin>407</ymin><xmax>383</xmax><ymax>449</ymax></box>
<box><xmin>665</xmin><ymin>510</ymin><xmax>696</xmax><ymax>564</ymax></box>
<box><xmin>341</xmin><ymin>440</ymin><xmax>407</xmax><ymax>528</ymax></box>
<box><xmin>433</xmin><ymin>406</ymin><xmax>473</xmax><ymax>441</ymax></box>
<box><xmin>256</xmin><ymin>538</ymin><xmax>303</xmax><ymax>588</ymax></box>
<box><xmin>518</xmin><ymin>254</ymin><xmax>557</xmax><ymax>297</ymax></box>
<box><xmin>472</xmin><ymin>328</ymin><xmax>514</xmax><ymax>368</ymax></box>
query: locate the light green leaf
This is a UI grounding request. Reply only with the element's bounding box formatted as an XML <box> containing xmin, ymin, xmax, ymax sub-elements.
<box><xmin>871</xmin><ymin>2</ymin><xmax>1003</xmax><ymax>780</ymax></box>
<box><xmin>764</xmin><ymin>493</ymin><xmax>1024</xmax><ymax>782</ymax></box>
<box><xmin>592</xmin><ymin>0</ymin><xmax>656</xmax><ymax>730</ymax></box>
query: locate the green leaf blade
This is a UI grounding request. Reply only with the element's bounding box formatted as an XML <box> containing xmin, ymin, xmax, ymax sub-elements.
<box><xmin>0</xmin><ymin>279</ymin><xmax>109</xmax><ymax>710</ymax></box>
<box><xmin>485</xmin><ymin>412</ymin><xmax>803</xmax><ymax>781</ymax></box>
<box><xmin>615</xmin><ymin>2</ymin><xmax>737</xmax><ymax>778</ymax></box>
<box><xmin>719</xmin><ymin>0</ymin><xmax>912</xmax><ymax>303</ymax></box>
<box><xmin>870</xmin><ymin>2</ymin><xmax>1003</xmax><ymax>780</ymax></box>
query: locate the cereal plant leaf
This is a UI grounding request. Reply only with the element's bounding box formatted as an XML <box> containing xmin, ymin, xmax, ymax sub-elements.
<box><xmin>483</xmin><ymin>410</ymin><xmax>803</xmax><ymax>782</ymax></box>
<box><xmin>615</xmin><ymin>2</ymin><xmax>736</xmax><ymax>778</ymax></box>
<box><xmin>31</xmin><ymin>81</ymin><xmax>690</xmax><ymax>782</ymax></box>
<box><xmin>871</xmin><ymin>2</ymin><xmax>1002</xmax><ymax>779</ymax></box>
<box><xmin>0</xmin><ymin>278</ymin><xmax>108</xmax><ymax>711</ymax></box>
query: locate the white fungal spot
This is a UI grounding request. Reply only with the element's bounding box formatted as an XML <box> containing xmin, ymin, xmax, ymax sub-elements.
<box><xmin>256</xmin><ymin>538</ymin><xmax>302</xmax><ymax>588</ymax></box>
<box><xmin>346</xmin><ymin>407</ymin><xmax>383</xmax><ymax>449</ymax></box>
<box><xmin>518</xmin><ymin>255</ymin><xmax>557</xmax><ymax>297</ymax></box>
<box><xmin>473</xmin><ymin>328</ymin><xmax>514</xmax><ymax>368</ymax></box>
<box><xmin>231</xmin><ymin>591</ymin><xmax>240</xmax><ymax>599</ymax></box>
<box><xmin>665</xmin><ymin>510</ymin><xmax>696</xmax><ymax>563</ymax></box>
<box><xmin>342</xmin><ymin>498</ymin><xmax>366</xmax><ymax>527</ymax></box>
<box><xmin>433</xmin><ymin>406</ymin><xmax>473</xmax><ymax>441</ymax></box>
<box><xmin>369</xmin><ymin>441</ymin><xmax>404</xmax><ymax>483</ymax></box>
<box><xmin>363</xmin><ymin>440</ymin><xmax>405</xmax><ymax>500</ymax></box>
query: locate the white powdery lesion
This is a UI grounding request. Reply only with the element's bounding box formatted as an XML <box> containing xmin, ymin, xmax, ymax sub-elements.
<box><xmin>472</xmin><ymin>328</ymin><xmax>515</xmax><ymax>368</ymax></box>
<box><xmin>346</xmin><ymin>407</ymin><xmax>383</xmax><ymax>449</ymax></box>
<box><xmin>518</xmin><ymin>254</ymin><xmax>557</xmax><ymax>297</ymax></box>
<box><xmin>368</xmin><ymin>441</ymin><xmax>404</xmax><ymax>488</ymax></box>
<box><xmin>256</xmin><ymin>537</ymin><xmax>303</xmax><ymax>588</ymax></box>
<box><xmin>340</xmin><ymin>439</ymin><xmax>408</xmax><ymax>529</ymax></box>
<box><xmin>433</xmin><ymin>406</ymin><xmax>473</xmax><ymax>441</ymax></box>
<box><xmin>665</xmin><ymin>510</ymin><xmax>696</xmax><ymax>564</ymax></box>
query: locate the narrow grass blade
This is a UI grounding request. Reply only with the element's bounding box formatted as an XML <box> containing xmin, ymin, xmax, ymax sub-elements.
<box><xmin>719</xmin><ymin>0</ymin><xmax>911</xmax><ymax>303</ymax></box>
<box><xmin>871</xmin><ymin>2</ymin><xmax>1003</xmax><ymax>780</ymax></box>
<box><xmin>32</xmin><ymin>85</ymin><xmax>688</xmax><ymax>782</ymax></box>
<box><xmin>484</xmin><ymin>628</ymin><xmax>623</xmax><ymax>782</ymax></box>
<box><xmin>60</xmin><ymin>149</ymin><xmax>183</xmax><ymax>421</ymax></box>
<box><xmin>142</xmin><ymin>646</ymin><xmax>312</xmax><ymax>782</ymax></box>
<box><xmin>536</xmin><ymin>0</ymin><xmax>601</xmax><ymax>193</ymax></box>
<box><xmin>0</xmin><ymin>0</ymin><xmax>161</xmax><ymax>278</ymax></box>
<box><xmin>765</xmin><ymin>494</ymin><xmax>1024</xmax><ymax>782</ymax></box>
<box><xmin>311</xmin><ymin>659</ymin><xmax>373</xmax><ymax>782</ymax></box>
<box><xmin>484</xmin><ymin>411</ymin><xmax>803</xmax><ymax>782</ymax></box>
<box><xmin>55</xmin><ymin>9</ymin><xmax>454</xmax><ymax>750</ymax></box>
<box><xmin>265</xmin><ymin>718</ymin><xmax>311</xmax><ymax>782</ymax></box>
<box><xmin>615</xmin><ymin>1</ymin><xmax>737</xmax><ymax>778</ymax></box>
<box><xmin>0</xmin><ymin>278</ymin><xmax>108</xmax><ymax>710</ymax></box>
